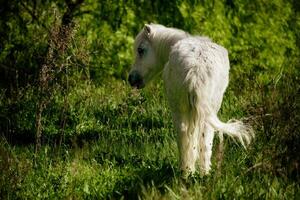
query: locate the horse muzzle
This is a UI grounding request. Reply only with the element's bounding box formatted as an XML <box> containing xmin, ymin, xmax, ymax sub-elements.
<box><xmin>128</xmin><ymin>70</ymin><xmax>145</xmax><ymax>89</ymax></box>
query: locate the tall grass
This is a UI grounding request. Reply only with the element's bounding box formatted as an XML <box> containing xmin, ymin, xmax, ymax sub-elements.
<box><xmin>0</xmin><ymin>72</ymin><xmax>299</xmax><ymax>199</ymax></box>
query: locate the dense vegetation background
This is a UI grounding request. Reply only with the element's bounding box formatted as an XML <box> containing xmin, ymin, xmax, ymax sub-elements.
<box><xmin>0</xmin><ymin>0</ymin><xmax>299</xmax><ymax>199</ymax></box>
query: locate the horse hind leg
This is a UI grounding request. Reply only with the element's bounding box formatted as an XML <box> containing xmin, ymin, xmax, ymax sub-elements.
<box><xmin>198</xmin><ymin>123</ymin><xmax>215</xmax><ymax>175</ymax></box>
<box><xmin>174</xmin><ymin>114</ymin><xmax>199</xmax><ymax>176</ymax></box>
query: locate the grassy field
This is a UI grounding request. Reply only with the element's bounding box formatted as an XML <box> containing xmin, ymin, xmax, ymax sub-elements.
<box><xmin>1</xmin><ymin>1</ymin><xmax>299</xmax><ymax>199</ymax></box>
<box><xmin>1</xmin><ymin>78</ymin><xmax>299</xmax><ymax>199</ymax></box>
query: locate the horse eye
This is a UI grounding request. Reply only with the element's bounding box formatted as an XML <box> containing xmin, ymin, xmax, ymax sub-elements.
<box><xmin>137</xmin><ymin>47</ymin><xmax>145</xmax><ymax>56</ymax></box>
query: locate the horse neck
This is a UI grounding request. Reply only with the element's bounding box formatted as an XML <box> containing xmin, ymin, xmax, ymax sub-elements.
<box><xmin>153</xmin><ymin>28</ymin><xmax>188</xmax><ymax>67</ymax></box>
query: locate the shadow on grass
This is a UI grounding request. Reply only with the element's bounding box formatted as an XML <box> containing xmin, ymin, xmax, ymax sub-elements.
<box><xmin>110</xmin><ymin>161</ymin><xmax>178</xmax><ymax>199</ymax></box>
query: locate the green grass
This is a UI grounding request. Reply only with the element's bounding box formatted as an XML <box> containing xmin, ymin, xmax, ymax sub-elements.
<box><xmin>0</xmin><ymin>80</ymin><xmax>299</xmax><ymax>199</ymax></box>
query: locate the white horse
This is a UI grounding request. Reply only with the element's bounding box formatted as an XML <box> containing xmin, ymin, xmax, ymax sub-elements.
<box><xmin>128</xmin><ymin>24</ymin><xmax>253</xmax><ymax>175</ymax></box>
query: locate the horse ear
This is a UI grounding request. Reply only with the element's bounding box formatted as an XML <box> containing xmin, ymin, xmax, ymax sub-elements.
<box><xmin>144</xmin><ymin>24</ymin><xmax>152</xmax><ymax>37</ymax></box>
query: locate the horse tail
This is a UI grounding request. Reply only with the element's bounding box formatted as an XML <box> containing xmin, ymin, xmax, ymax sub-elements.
<box><xmin>189</xmin><ymin>89</ymin><xmax>254</xmax><ymax>149</ymax></box>
<box><xmin>206</xmin><ymin>113</ymin><xmax>254</xmax><ymax>148</ymax></box>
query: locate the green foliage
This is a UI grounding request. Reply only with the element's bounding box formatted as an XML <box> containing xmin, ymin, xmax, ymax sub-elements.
<box><xmin>1</xmin><ymin>0</ymin><xmax>298</xmax><ymax>83</ymax></box>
